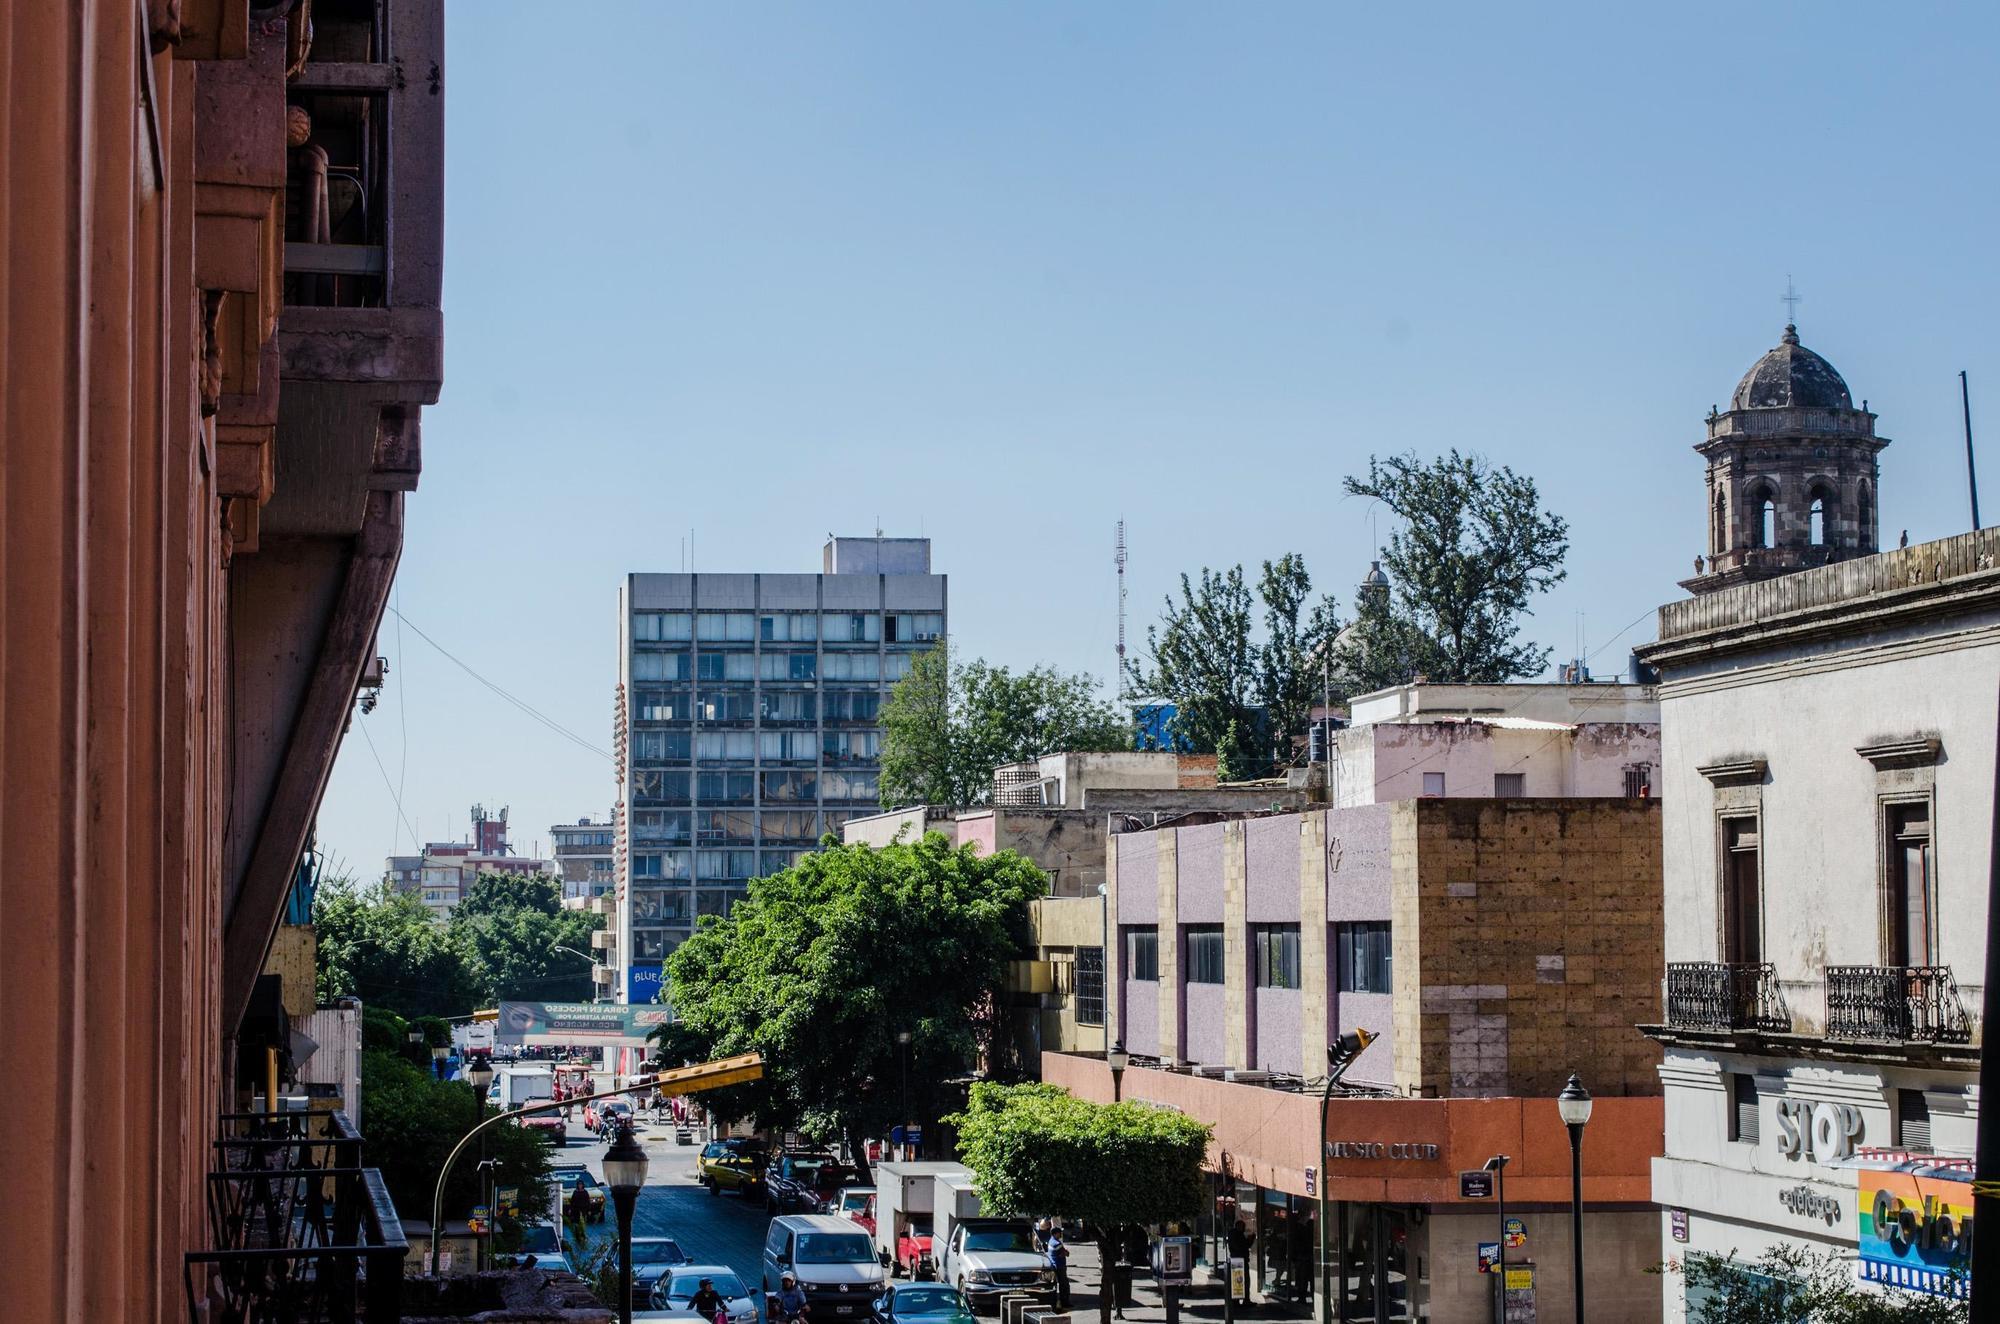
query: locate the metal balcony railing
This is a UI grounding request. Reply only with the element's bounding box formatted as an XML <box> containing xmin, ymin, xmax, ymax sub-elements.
<box><xmin>186</xmin><ymin>1110</ymin><xmax>405</xmax><ymax>1322</ymax></box>
<box><xmin>1665</xmin><ymin>961</ymin><xmax>1791</xmax><ymax>1032</ymax></box>
<box><xmin>1825</xmin><ymin>965</ymin><xmax>1973</xmax><ymax>1044</ymax></box>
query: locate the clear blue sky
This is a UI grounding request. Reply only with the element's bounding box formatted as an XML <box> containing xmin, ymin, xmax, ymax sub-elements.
<box><xmin>316</xmin><ymin>1</ymin><xmax>1999</xmax><ymax>875</ymax></box>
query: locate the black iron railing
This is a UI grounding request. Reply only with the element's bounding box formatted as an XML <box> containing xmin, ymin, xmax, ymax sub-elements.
<box><xmin>1825</xmin><ymin>965</ymin><xmax>1973</xmax><ymax>1044</ymax></box>
<box><xmin>186</xmin><ymin>1111</ymin><xmax>406</xmax><ymax>1322</ymax></box>
<box><xmin>1665</xmin><ymin>961</ymin><xmax>1791</xmax><ymax>1032</ymax></box>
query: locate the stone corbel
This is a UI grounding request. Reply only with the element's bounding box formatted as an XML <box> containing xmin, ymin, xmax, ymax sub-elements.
<box><xmin>1854</xmin><ymin>738</ymin><xmax>1942</xmax><ymax>771</ymax></box>
<box><xmin>368</xmin><ymin>407</ymin><xmax>423</xmax><ymax>493</ymax></box>
<box><xmin>1697</xmin><ymin>758</ymin><xmax>1767</xmax><ymax>786</ymax></box>
<box><xmin>196</xmin><ymin>182</ymin><xmax>282</xmax><ymax>399</ymax></box>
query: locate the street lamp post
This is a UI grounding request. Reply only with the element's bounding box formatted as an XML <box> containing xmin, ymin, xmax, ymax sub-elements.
<box><xmin>1315</xmin><ymin>1030</ymin><xmax>1374</xmax><ymax>1324</ymax></box>
<box><xmin>1557</xmin><ymin>1074</ymin><xmax>1593</xmax><ymax>1324</ymax></box>
<box><xmin>1105</xmin><ymin>1041</ymin><xmax>1128</xmax><ymax>1104</ymax></box>
<box><xmin>603</xmin><ymin>1119</ymin><xmax>650</xmax><ymax>1324</ymax></box>
<box><xmin>467</xmin><ymin>1054</ymin><xmax>495</xmax><ymax>1270</ymax></box>
<box><xmin>1485</xmin><ymin>1155</ymin><xmax>1511</xmax><ymax>1323</ymax></box>
<box><xmin>896</xmin><ymin>1030</ymin><xmax>913</xmax><ymax>1157</ymax></box>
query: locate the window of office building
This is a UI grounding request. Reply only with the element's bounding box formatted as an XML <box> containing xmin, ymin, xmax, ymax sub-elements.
<box><xmin>821</xmin><ymin>652</ymin><xmax>881</xmax><ymax>681</ymax></box>
<box><xmin>821</xmin><ymin>770</ymin><xmax>879</xmax><ymax>802</ymax></box>
<box><xmin>633</xmin><ymin>688</ymin><xmax>691</xmax><ymax>722</ymax></box>
<box><xmin>760</xmin><ymin>810</ymin><xmax>822</xmax><ymax>841</ymax></box>
<box><xmin>694</xmin><ymin>809</ymin><xmax>756</xmax><ymax>843</ymax></box>
<box><xmin>695</xmin><ymin>730</ymin><xmax>756</xmax><ymax>761</ymax></box>
<box><xmin>699</xmin><ymin>691</ymin><xmax>755</xmax><ymax>722</ymax></box>
<box><xmin>1335</xmin><ymin>922</ymin><xmax>1392</xmax><ymax>994</ymax></box>
<box><xmin>1075</xmin><ymin>946</ymin><xmax>1106</xmax><ymax>1026</ymax></box>
<box><xmin>1253</xmin><ymin>924</ymin><xmax>1301</xmax><ymax>990</ymax></box>
<box><xmin>633</xmin><ymin>931</ymin><xmax>671</xmax><ymax>961</ymax></box>
<box><xmin>632</xmin><ymin>729</ymin><xmax>692</xmax><ymax>764</ymax></box>
<box><xmin>696</xmin><ymin>612</ymin><xmax>757</xmax><ymax>642</ymax></box>
<box><xmin>630</xmin><ymin>770</ymin><xmax>691</xmax><ymax>803</ymax></box>
<box><xmin>762</xmin><ymin>770</ymin><xmax>818</xmax><ymax>803</ymax></box>
<box><xmin>823</xmin><ymin>731</ymin><xmax>882</xmax><ymax>763</ymax></box>
<box><xmin>823</xmin><ymin>690</ymin><xmax>881</xmax><ymax>722</ymax></box>
<box><xmin>697</xmin><ymin>887</ymin><xmax>748</xmax><ymax>917</ymax></box>
<box><xmin>760</xmin><ymin>613</ymin><xmax>817</xmax><ymax>643</ymax></box>
<box><xmin>1123</xmin><ymin>927</ymin><xmax>1159</xmax><ymax>982</ymax></box>
<box><xmin>1184</xmin><ymin>925</ymin><xmax>1225</xmax><ymax>984</ymax></box>
<box><xmin>698</xmin><ymin>849</ymin><xmax>758</xmax><ymax>880</ymax></box>
<box><xmin>761</xmin><ymin>848</ymin><xmax>809</xmax><ymax>876</ymax></box>
<box><xmin>822</xmin><ymin>612</ymin><xmax>882</xmax><ymax>643</ymax></box>
<box><xmin>631</xmin><ymin>811</ymin><xmax>692</xmax><ymax>844</ymax></box>
<box><xmin>884</xmin><ymin>613</ymin><xmax>945</xmax><ymax>643</ymax></box>
<box><xmin>759</xmin><ymin>690</ymin><xmax>817</xmax><ymax>723</ymax></box>
<box><xmin>696</xmin><ymin>771</ymin><xmax>755</xmax><ymax>803</ymax></box>
<box><xmin>761</xmin><ymin>731</ymin><xmax>819</xmax><ymax>763</ymax></box>
<box><xmin>759</xmin><ymin>651</ymin><xmax>818</xmax><ymax>681</ymax></box>
<box><xmin>632</xmin><ymin>612</ymin><xmax>693</xmax><ymax>642</ymax></box>
<box><xmin>884</xmin><ymin>653</ymin><xmax>917</xmax><ymax>682</ymax></box>
<box><xmin>631</xmin><ymin>652</ymin><xmax>692</xmax><ymax>682</ymax></box>
<box><xmin>1729</xmin><ymin>1074</ymin><xmax>1760</xmax><ymax>1144</ymax></box>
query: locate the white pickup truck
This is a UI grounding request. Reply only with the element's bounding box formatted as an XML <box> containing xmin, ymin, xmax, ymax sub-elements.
<box><xmin>939</xmin><ymin>1219</ymin><xmax>1052</xmax><ymax>1306</ymax></box>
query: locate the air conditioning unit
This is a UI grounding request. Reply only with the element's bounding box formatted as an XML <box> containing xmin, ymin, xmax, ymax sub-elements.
<box><xmin>1193</xmin><ymin>1065</ymin><xmax>1227</xmax><ymax>1079</ymax></box>
<box><xmin>1225</xmin><ymin>1069</ymin><xmax>1270</xmax><ymax>1085</ymax></box>
<box><xmin>915</xmin><ymin>631</ymin><xmax>941</xmax><ymax>641</ymax></box>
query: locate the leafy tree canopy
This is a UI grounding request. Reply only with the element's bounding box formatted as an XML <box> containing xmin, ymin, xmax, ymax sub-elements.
<box><xmin>666</xmin><ymin>834</ymin><xmax>1048</xmax><ymax>1172</ymax></box>
<box><xmin>361</xmin><ymin>1047</ymin><xmax>552</xmax><ymax>1226</ymax></box>
<box><xmin>1125</xmin><ymin>555</ymin><xmax>1341</xmax><ymax>777</ymax></box>
<box><xmin>949</xmin><ymin>1082</ymin><xmax>1212</xmax><ymax>1227</ymax></box>
<box><xmin>314</xmin><ymin>876</ymin><xmax>484</xmax><ymax>1018</ymax></box>
<box><xmin>450</xmin><ymin>871</ymin><xmax>600</xmax><ymax>1004</ymax></box>
<box><xmin>1668</xmin><ymin>1244</ymin><xmax>1967</xmax><ymax>1323</ymax></box>
<box><xmin>880</xmin><ymin>641</ymin><xmax>1129</xmax><ymax>808</ymax></box>
<box><xmin>1342</xmin><ymin>450</ymin><xmax>1569</xmax><ymax>685</ymax></box>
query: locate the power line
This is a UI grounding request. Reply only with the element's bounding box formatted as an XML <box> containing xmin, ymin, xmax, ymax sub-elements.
<box><xmin>394</xmin><ymin>581</ymin><xmax>411</xmax><ymax>850</ymax></box>
<box><xmin>385</xmin><ymin>605</ymin><xmax>612</xmax><ymax>761</ymax></box>
<box><xmin>357</xmin><ymin>719</ymin><xmax>422</xmax><ymax>849</ymax></box>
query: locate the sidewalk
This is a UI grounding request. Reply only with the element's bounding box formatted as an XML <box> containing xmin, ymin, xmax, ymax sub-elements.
<box><xmin>1061</xmin><ymin>1240</ymin><xmax>1312</xmax><ymax>1324</ymax></box>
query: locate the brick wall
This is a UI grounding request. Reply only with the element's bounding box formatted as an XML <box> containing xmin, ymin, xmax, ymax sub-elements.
<box><xmin>1391</xmin><ymin>798</ymin><xmax>1664</xmax><ymax>1098</ymax></box>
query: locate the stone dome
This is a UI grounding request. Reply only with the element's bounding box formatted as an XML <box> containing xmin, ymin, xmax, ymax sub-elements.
<box><xmin>1731</xmin><ymin>325</ymin><xmax>1853</xmax><ymax>410</ymax></box>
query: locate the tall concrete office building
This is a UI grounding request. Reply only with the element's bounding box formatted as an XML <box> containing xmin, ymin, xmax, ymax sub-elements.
<box><xmin>613</xmin><ymin>537</ymin><xmax>945</xmax><ymax>1004</ymax></box>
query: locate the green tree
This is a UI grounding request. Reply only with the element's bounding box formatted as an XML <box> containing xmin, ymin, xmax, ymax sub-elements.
<box><xmin>1668</xmin><ymin>1244</ymin><xmax>1966</xmax><ymax>1323</ymax></box>
<box><xmin>360</xmin><ymin>1047</ymin><xmax>551</xmax><ymax>1227</ymax></box>
<box><xmin>949</xmin><ymin>1081</ymin><xmax>1213</xmax><ymax>1324</ymax></box>
<box><xmin>450</xmin><ymin>872</ymin><xmax>601</xmax><ymax>1004</ymax></box>
<box><xmin>314</xmin><ymin>876</ymin><xmax>484</xmax><ymax>1018</ymax></box>
<box><xmin>1342</xmin><ymin>450</ymin><xmax>1570</xmax><ymax>683</ymax></box>
<box><xmin>880</xmin><ymin>641</ymin><xmax>1129</xmax><ymax>808</ymax></box>
<box><xmin>666</xmin><ymin>834</ymin><xmax>1048</xmax><ymax>1177</ymax></box>
<box><xmin>1126</xmin><ymin>557</ymin><xmax>1341</xmax><ymax>776</ymax></box>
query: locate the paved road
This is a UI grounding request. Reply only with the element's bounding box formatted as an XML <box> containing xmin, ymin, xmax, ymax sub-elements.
<box><xmin>555</xmin><ymin>1114</ymin><xmax>770</xmax><ymax>1292</ymax></box>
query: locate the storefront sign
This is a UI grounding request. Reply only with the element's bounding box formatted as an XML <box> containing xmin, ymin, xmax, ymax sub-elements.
<box><xmin>1670</xmin><ymin>1209</ymin><xmax>1688</xmax><ymax>1243</ymax></box>
<box><xmin>494</xmin><ymin>1000</ymin><xmax>671</xmax><ymax>1047</ymax></box>
<box><xmin>1777</xmin><ymin>1184</ymin><xmax>1841</xmax><ymax>1225</ymax></box>
<box><xmin>627</xmin><ymin>966</ymin><xmax>664</xmax><ymax>1006</ymax></box>
<box><xmin>1504</xmin><ymin>1217</ymin><xmax>1526</xmax><ymax>1248</ymax></box>
<box><xmin>1774</xmin><ymin>1100</ymin><xmax>1863</xmax><ymax>1163</ymax></box>
<box><xmin>1460</xmin><ymin>1170</ymin><xmax>1495</xmax><ymax>1200</ymax></box>
<box><xmin>1324</xmin><ymin>1140</ymin><xmax>1441</xmax><ymax>1160</ymax></box>
<box><xmin>1856</xmin><ymin>1164</ymin><xmax>1974</xmax><ymax>1299</ymax></box>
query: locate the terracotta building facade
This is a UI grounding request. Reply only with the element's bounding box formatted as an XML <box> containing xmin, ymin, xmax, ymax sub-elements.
<box><xmin>1</xmin><ymin>2</ymin><xmax>443</xmax><ymax>1319</ymax></box>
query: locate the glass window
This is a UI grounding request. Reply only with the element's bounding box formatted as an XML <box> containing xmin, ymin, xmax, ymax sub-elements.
<box><xmin>699</xmin><ymin>691</ymin><xmax>755</xmax><ymax>722</ymax></box>
<box><xmin>1184</xmin><ymin>925</ymin><xmax>1225</xmax><ymax>984</ymax></box>
<box><xmin>1723</xmin><ymin>816</ymin><xmax>1761</xmax><ymax>965</ymax></box>
<box><xmin>694</xmin><ymin>809</ymin><xmax>757</xmax><ymax>842</ymax></box>
<box><xmin>822</xmin><ymin>652</ymin><xmax>881</xmax><ymax>681</ymax></box>
<box><xmin>760</xmin><ymin>652</ymin><xmax>817</xmax><ymax>681</ymax></box>
<box><xmin>696</xmin><ymin>771</ymin><xmax>755</xmax><ymax>803</ymax></box>
<box><xmin>632</xmin><ymin>852</ymin><xmax>662</xmax><ymax>878</ymax></box>
<box><xmin>695</xmin><ymin>730</ymin><xmax>756</xmax><ymax>761</ymax></box>
<box><xmin>631</xmin><ymin>729</ymin><xmax>691</xmax><ymax>763</ymax></box>
<box><xmin>630</xmin><ymin>811</ymin><xmax>691</xmax><ymax>844</ymax></box>
<box><xmin>630</xmin><ymin>770</ymin><xmax>691</xmax><ymax>804</ymax></box>
<box><xmin>823</xmin><ymin>690</ymin><xmax>881</xmax><ymax>722</ymax></box>
<box><xmin>631</xmin><ymin>652</ymin><xmax>692</xmax><ymax>682</ymax></box>
<box><xmin>1886</xmin><ymin>802</ymin><xmax>1935</xmax><ymax>967</ymax></box>
<box><xmin>696</xmin><ymin>653</ymin><xmax>724</xmax><ymax>681</ymax></box>
<box><xmin>761</xmin><ymin>731</ymin><xmax>818</xmax><ymax>762</ymax></box>
<box><xmin>1493</xmin><ymin>772</ymin><xmax>1525</xmax><ymax>797</ymax></box>
<box><xmin>884</xmin><ymin>614</ymin><xmax>945</xmax><ymax>643</ymax></box>
<box><xmin>1254</xmin><ymin>924</ymin><xmax>1300</xmax><ymax>990</ymax></box>
<box><xmin>760</xmin><ymin>614</ymin><xmax>817</xmax><ymax>643</ymax></box>
<box><xmin>762</xmin><ymin>770</ymin><xmax>819</xmax><ymax>802</ymax></box>
<box><xmin>1075</xmin><ymin>946</ymin><xmax>1105</xmax><ymax>1026</ymax></box>
<box><xmin>696</xmin><ymin>613</ymin><xmax>757</xmax><ymax>642</ymax></box>
<box><xmin>761</xmin><ymin>810</ymin><xmax>822</xmax><ymax>841</ymax></box>
<box><xmin>823</xmin><ymin>731</ymin><xmax>882</xmax><ymax>763</ymax></box>
<box><xmin>1335</xmin><ymin>922</ymin><xmax>1391</xmax><ymax>994</ymax></box>
<box><xmin>759</xmin><ymin>690</ymin><xmax>816</xmax><ymax>722</ymax></box>
<box><xmin>696</xmin><ymin>849</ymin><xmax>757</xmax><ymax>880</ymax></box>
<box><xmin>1123</xmin><ymin>927</ymin><xmax>1159</xmax><ymax>982</ymax></box>
<box><xmin>884</xmin><ymin>652</ymin><xmax>916</xmax><ymax>682</ymax></box>
<box><xmin>633</xmin><ymin>930</ymin><xmax>670</xmax><ymax>960</ymax></box>
<box><xmin>761</xmin><ymin>848</ymin><xmax>807</xmax><ymax>876</ymax></box>
<box><xmin>821</xmin><ymin>613</ymin><xmax>881</xmax><ymax>643</ymax></box>
<box><xmin>1421</xmin><ymin>772</ymin><xmax>1446</xmax><ymax>797</ymax></box>
<box><xmin>632</xmin><ymin>612</ymin><xmax>692</xmax><ymax>642</ymax></box>
<box><xmin>821</xmin><ymin>770</ymin><xmax>879</xmax><ymax>802</ymax></box>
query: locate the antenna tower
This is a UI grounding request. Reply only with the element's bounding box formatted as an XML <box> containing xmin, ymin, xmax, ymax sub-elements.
<box><xmin>1115</xmin><ymin>520</ymin><xmax>1129</xmax><ymax>697</ymax></box>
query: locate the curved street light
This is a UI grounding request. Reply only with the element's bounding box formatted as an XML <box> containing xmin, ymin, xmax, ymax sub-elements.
<box><xmin>602</xmin><ymin>1121</ymin><xmax>651</xmax><ymax>1324</ymax></box>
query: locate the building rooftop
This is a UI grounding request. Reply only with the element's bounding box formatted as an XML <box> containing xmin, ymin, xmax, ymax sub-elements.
<box><xmin>1345</xmin><ymin>680</ymin><xmax>1658</xmax><ymax>728</ymax></box>
<box><xmin>1730</xmin><ymin>324</ymin><xmax>1853</xmax><ymax>411</ymax></box>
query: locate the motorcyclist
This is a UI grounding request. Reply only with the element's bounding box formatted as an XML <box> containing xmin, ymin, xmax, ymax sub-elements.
<box><xmin>775</xmin><ymin>1272</ymin><xmax>810</xmax><ymax>1322</ymax></box>
<box><xmin>689</xmin><ymin>1277</ymin><xmax>728</xmax><ymax>1324</ymax></box>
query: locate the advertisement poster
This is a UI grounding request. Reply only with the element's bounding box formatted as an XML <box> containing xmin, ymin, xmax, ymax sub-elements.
<box><xmin>1504</xmin><ymin>1217</ymin><xmax>1527</xmax><ymax>1248</ymax></box>
<box><xmin>1853</xmin><ymin>1159</ymin><xmax>1973</xmax><ymax>1299</ymax></box>
<box><xmin>1477</xmin><ymin>1243</ymin><xmax>1501</xmax><ymax>1274</ymax></box>
<box><xmin>494</xmin><ymin>1001</ymin><xmax>671</xmax><ymax>1048</ymax></box>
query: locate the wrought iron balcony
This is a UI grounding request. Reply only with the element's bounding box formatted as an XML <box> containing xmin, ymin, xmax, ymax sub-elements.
<box><xmin>1665</xmin><ymin>961</ymin><xmax>1791</xmax><ymax>1032</ymax></box>
<box><xmin>1825</xmin><ymin>965</ymin><xmax>1973</xmax><ymax>1044</ymax></box>
<box><xmin>185</xmin><ymin>1110</ymin><xmax>406</xmax><ymax>1323</ymax></box>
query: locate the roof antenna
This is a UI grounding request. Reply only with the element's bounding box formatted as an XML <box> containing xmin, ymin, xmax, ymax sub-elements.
<box><xmin>1964</xmin><ymin>370</ymin><xmax>1981</xmax><ymax>531</ymax></box>
<box><xmin>1115</xmin><ymin>519</ymin><xmax>1128</xmax><ymax>697</ymax></box>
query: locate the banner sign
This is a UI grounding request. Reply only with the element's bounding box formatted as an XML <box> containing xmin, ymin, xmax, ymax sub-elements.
<box><xmin>628</xmin><ymin>966</ymin><xmax>664</xmax><ymax>1006</ymax></box>
<box><xmin>495</xmin><ymin>1001</ymin><xmax>671</xmax><ymax>1047</ymax></box>
<box><xmin>1853</xmin><ymin>1159</ymin><xmax>1973</xmax><ymax>1299</ymax></box>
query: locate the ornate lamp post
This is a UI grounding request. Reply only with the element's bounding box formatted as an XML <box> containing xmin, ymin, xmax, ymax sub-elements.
<box><xmin>1315</xmin><ymin>1029</ymin><xmax>1374</xmax><ymax>1324</ymax></box>
<box><xmin>602</xmin><ymin>1120</ymin><xmax>650</xmax><ymax>1324</ymax></box>
<box><xmin>1556</xmin><ymin>1074</ymin><xmax>1594</xmax><ymax>1324</ymax></box>
<box><xmin>1105</xmin><ymin>1041</ymin><xmax>1128</xmax><ymax>1104</ymax></box>
<box><xmin>466</xmin><ymin>1054</ymin><xmax>495</xmax><ymax>1269</ymax></box>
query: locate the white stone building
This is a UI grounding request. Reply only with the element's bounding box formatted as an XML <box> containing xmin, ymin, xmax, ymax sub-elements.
<box><xmin>1638</xmin><ymin>525</ymin><xmax>1993</xmax><ymax>1311</ymax></box>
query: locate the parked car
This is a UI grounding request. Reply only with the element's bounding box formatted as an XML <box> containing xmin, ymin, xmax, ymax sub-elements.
<box><xmin>627</xmin><ymin>1236</ymin><xmax>693</xmax><ymax>1312</ymax></box>
<box><xmin>939</xmin><ymin>1220</ymin><xmax>1051</xmax><ymax>1307</ymax></box>
<box><xmin>834</xmin><ymin>1186</ymin><xmax>877</xmax><ymax>1235</ymax></box>
<box><xmin>550</xmin><ymin>1163</ymin><xmax>607</xmax><ymax>1223</ymax></box>
<box><xmin>765</xmin><ymin>1152</ymin><xmax>850</xmax><ymax>1215</ymax></box>
<box><xmin>651</xmin><ymin>1265</ymin><xmax>759</xmax><ymax>1324</ymax></box>
<box><xmin>762</xmin><ymin>1214</ymin><xmax>889</xmax><ymax>1319</ymax></box>
<box><xmin>871</xmin><ymin>1284</ymin><xmax>978</xmax><ymax>1324</ymax></box>
<box><xmin>698</xmin><ymin>1138</ymin><xmax>768</xmax><ymax>1196</ymax></box>
<box><xmin>502</xmin><ymin>1220</ymin><xmax>575</xmax><ymax>1276</ymax></box>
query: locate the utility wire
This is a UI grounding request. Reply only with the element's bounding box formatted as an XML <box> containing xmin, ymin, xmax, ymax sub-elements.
<box><xmin>394</xmin><ymin>581</ymin><xmax>411</xmax><ymax>850</ymax></box>
<box><xmin>358</xmin><ymin>719</ymin><xmax>422</xmax><ymax>849</ymax></box>
<box><xmin>386</xmin><ymin>605</ymin><xmax>612</xmax><ymax>761</ymax></box>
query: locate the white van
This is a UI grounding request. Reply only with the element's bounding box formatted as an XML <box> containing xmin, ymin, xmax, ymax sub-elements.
<box><xmin>762</xmin><ymin>1214</ymin><xmax>887</xmax><ymax>1318</ymax></box>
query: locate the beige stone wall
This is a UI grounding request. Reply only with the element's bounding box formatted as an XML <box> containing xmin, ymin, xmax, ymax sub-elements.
<box><xmin>1157</xmin><ymin>831</ymin><xmax>1180</xmax><ymax>1060</ymax></box>
<box><xmin>1297</xmin><ymin>812</ymin><xmax>1330</xmax><ymax>1075</ymax></box>
<box><xmin>1392</xmin><ymin>799</ymin><xmax>1664</xmax><ymax>1099</ymax></box>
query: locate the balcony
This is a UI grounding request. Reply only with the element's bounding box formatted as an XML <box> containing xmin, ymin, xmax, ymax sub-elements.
<box><xmin>1825</xmin><ymin>965</ymin><xmax>1973</xmax><ymax>1044</ymax></box>
<box><xmin>1664</xmin><ymin>962</ymin><xmax>1791</xmax><ymax>1032</ymax></box>
<box><xmin>185</xmin><ymin>1110</ymin><xmax>405</xmax><ymax>1323</ymax></box>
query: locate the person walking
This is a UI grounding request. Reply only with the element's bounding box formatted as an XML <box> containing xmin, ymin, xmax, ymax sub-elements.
<box><xmin>1044</xmin><ymin>1227</ymin><xmax>1071</xmax><ymax>1310</ymax></box>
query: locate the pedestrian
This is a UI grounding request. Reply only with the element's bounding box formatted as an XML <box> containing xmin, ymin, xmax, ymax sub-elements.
<box><xmin>1044</xmin><ymin>1226</ymin><xmax>1071</xmax><ymax>1309</ymax></box>
<box><xmin>1034</xmin><ymin>1217</ymin><xmax>1052</xmax><ymax>1253</ymax></box>
<box><xmin>1227</xmin><ymin>1219</ymin><xmax>1255</xmax><ymax>1307</ymax></box>
<box><xmin>566</xmin><ymin>1181</ymin><xmax>591</xmax><ymax>1229</ymax></box>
